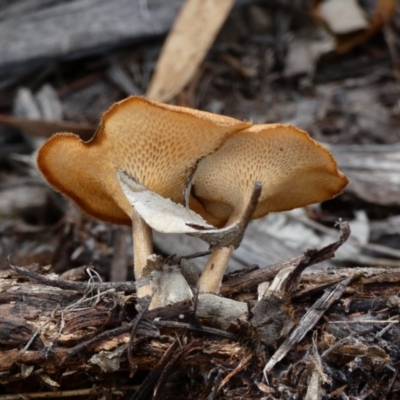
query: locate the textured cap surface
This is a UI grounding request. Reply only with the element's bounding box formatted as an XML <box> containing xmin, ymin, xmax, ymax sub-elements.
<box><xmin>37</xmin><ymin>96</ymin><xmax>250</xmax><ymax>225</ymax></box>
<box><xmin>192</xmin><ymin>124</ymin><xmax>349</xmax><ymax>226</ymax></box>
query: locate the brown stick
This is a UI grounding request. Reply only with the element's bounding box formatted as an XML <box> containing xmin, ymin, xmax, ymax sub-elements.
<box><xmin>220</xmin><ymin>221</ymin><xmax>351</xmax><ymax>296</ymax></box>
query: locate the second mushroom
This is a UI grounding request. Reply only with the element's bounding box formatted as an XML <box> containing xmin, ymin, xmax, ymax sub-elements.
<box><xmin>192</xmin><ymin>124</ymin><xmax>348</xmax><ymax>293</ymax></box>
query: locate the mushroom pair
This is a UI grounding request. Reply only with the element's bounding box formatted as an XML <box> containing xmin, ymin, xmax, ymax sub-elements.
<box><xmin>37</xmin><ymin>96</ymin><xmax>348</xmax><ymax>298</ymax></box>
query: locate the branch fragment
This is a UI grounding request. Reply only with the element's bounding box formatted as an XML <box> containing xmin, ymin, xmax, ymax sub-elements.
<box><xmin>263</xmin><ymin>278</ymin><xmax>351</xmax><ymax>378</ymax></box>
<box><xmin>221</xmin><ymin>221</ymin><xmax>351</xmax><ymax>296</ymax></box>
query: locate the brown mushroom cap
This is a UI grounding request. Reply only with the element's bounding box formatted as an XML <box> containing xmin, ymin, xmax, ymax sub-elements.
<box><xmin>37</xmin><ymin>96</ymin><xmax>250</xmax><ymax>225</ymax></box>
<box><xmin>192</xmin><ymin>124</ymin><xmax>349</xmax><ymax>226</ymax></box>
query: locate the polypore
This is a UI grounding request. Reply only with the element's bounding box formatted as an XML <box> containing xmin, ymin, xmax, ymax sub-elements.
<box><xmin>192</xmin><ymin>124</ymin><xmax>349</xmax><ymax>293</ymax></box>
<box><xmin>37</xmin><ymin>96</ymin><xmax>250</xmax><ymax>297</ymax></box>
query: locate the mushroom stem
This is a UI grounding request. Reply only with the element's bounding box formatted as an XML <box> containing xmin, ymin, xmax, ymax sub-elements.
<box><xmin>198</xmin><ymin>246</ymin><xmax>234</xmax><ymax>293</ymax></box>
<box><xmin>198</xmin><ymin>202</ymin><xmax>246</xmax><ymax>293</ymax></box>
<box><xmin>197</xmin><ymin>182</ymin><xmax>262</xmax><ymax>294</ymax></box>
<box><xmin>131</xmin><ymin>208</ymin><xmax>153</xmax><ymax>298</ymax></box>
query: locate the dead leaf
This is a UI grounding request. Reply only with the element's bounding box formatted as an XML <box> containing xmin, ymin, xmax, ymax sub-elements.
<box><xmin>90</xmin><ymin>345</ymin><xmax>126</xmax><ymax>373</ymax></box>
<box><xmin>117</xmin><ymin>170</ymin><xmax>258</xmax><ymax>249</ymax></box>
<box><xmin>118</xmin><ymin>170</ymin><xmax>213</xmax><ymax>233</ymax></box>
<box><xmin>39</xmin><ymin>373</ymin><xmax>60</xmax><ymax>388</ymax></box>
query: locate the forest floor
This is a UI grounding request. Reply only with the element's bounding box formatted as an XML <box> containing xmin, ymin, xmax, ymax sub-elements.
<box><xmin>1</xmin><ymin>1</ymin><xmax>400</xmax><ymax>399</ymax></box>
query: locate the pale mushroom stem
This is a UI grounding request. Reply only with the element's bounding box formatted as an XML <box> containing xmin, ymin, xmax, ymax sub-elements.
<box><xmin>198</xmin><ymin>182</ymin><xmax>262</xmax><ymax>294</ymax></box>
<box><xmin>198</xmin><ymin>200</ymin><xmax>247</xmax><ymax>293</ymax></box>
<box><xmin>198</xmin><ymin>246</ymin><xmax>234</xmax><ymax>293</ymax></box>
<box><xmin>131</xmin><ymin>208</ymin><xmax>153</xmax><ymax>298</ymax></box>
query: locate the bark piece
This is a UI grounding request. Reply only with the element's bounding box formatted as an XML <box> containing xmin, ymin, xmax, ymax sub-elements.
<box><xmin>195</xmin><ymin>293</ymin><xmax>248</xmax><ymax>330</ymax></box>
<box><xmin>149</xmin><ymin>265</ymin><xmax>193</xmax><ymax>310</ymax></box>
<box><xmin>146</xmin><ymin>0</ymin><xmax>235</xmax><ymax>101</ymax></box>
<box><xmin>0</xmin><ymin>0</ymin><xmax>184</xmax><ymax>71</ymax></box>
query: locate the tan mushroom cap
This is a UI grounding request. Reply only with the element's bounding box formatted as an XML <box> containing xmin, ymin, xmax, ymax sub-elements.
<box><xmin>192</xmin><ymin>124</ymin><xmax>349</xmax><ymax>226</ymax></box>
<box><xmin>37</xmin><ymin>96</ymin><xmax>250</xmax><ymax>225</ymax></box>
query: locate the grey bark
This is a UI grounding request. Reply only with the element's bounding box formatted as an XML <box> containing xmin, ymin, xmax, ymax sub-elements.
<box><xmin>0</xmin><ymin>0</ymin><xmax>184</xmax><ymax>72</ymax></box>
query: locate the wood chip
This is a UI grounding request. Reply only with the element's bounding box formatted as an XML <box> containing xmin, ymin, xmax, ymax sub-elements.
<box><xmin>146</xmin><ymin>0</ymin><xmax>235</xmax><ymax>101</ymax></box>
<box><xmin>317</xmin><ymin>0</ymin><xmax>368</xmax><ymax>35</ymax></box>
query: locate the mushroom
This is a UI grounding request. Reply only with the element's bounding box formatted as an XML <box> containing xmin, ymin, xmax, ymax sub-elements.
<box><xmin>37</xmin><ymin>96</ymin><xmax>250</xmax><ymax>297</ymax></box>
<box><xmin>191</xmin><ymin>124</ymin><xmax>349</xmax><ymax>293</ymax></box>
